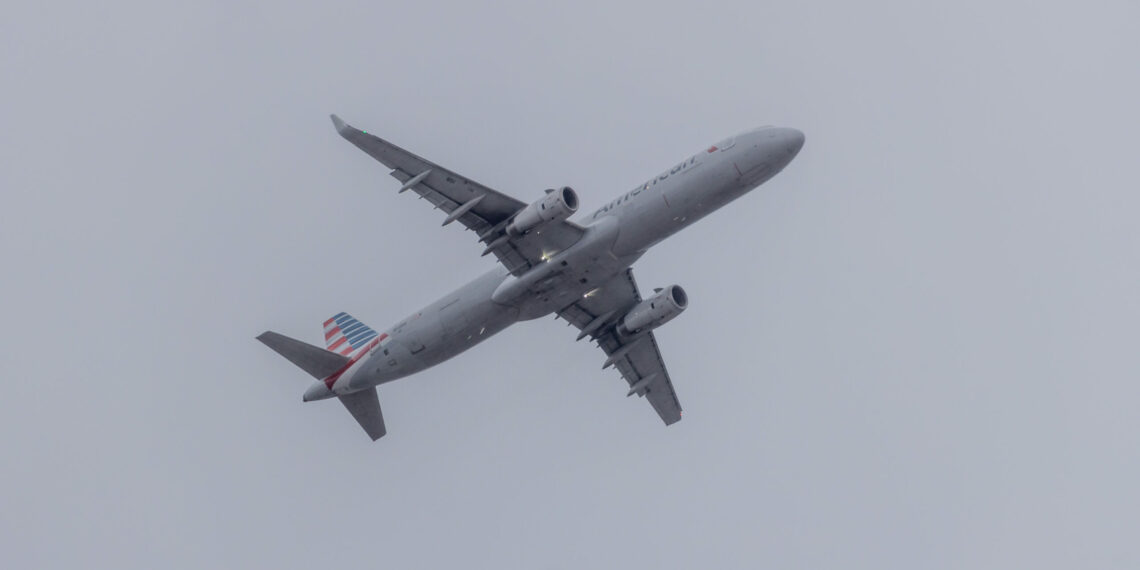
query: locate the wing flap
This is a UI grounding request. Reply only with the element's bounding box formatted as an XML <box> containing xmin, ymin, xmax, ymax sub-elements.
<box><xmin>332</xmin><ymin>115</ymin><xmax>586</xmax><ymax>276</ymax></box>
<box><xmin>613</xmin><ymin>332</ymin><xmax>683</xmax><ymax>424</ymax></box>
<box><xmin>333</xmin><ymin>115</ymin><xmax>522</xmax><ymax>225</ymax></box>
<box><xmin>386</xmin><ymin>167</ymin><xmax>522</xmax><ymax>228</ymax></box>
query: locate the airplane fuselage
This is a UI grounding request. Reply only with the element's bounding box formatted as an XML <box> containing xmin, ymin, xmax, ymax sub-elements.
<box><xmin>304</xmin><ymin>126</ymin><xmax>805</xmax><ymax>401</ymax></box>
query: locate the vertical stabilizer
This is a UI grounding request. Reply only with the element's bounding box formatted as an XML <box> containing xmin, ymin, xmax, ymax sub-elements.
<box><xmin>323</xmin><ymin>312</ymin><xmax>380</xmax><ymax>355</ymax></box>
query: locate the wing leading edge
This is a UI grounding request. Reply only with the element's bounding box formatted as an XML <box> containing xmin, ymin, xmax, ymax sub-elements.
<box><xmin>557</xmin><ymin>269</ymin><xmax>683</xmax><ymax>425</ymax></box>
<box><xmin>330</xmin><ymin>115</ymin><xmax>585</xmax><ymax>275</ymax></box>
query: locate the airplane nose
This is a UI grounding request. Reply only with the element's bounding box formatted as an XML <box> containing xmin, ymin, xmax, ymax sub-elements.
<box><xmin>783</xmin><ymin>128</ymin><xmax>805</xmax><ymax>156</ymax></box>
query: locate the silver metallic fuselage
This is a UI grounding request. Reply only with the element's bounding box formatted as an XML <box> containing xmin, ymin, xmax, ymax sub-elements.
<box><xmin>330</xmin><ymin>127</ymin><xmax>804</xmax><ymax>396</ymax></box>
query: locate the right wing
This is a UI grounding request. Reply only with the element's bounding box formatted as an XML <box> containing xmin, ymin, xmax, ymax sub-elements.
<box><xmin>331</xmin><ymin>115</ymin><xmax>585</xmax><ymax>275</ymax></box>
<box><xmin>557</xmin><ymin>269</ymin><xmax>684</xmax><ymax>425</ymax></box>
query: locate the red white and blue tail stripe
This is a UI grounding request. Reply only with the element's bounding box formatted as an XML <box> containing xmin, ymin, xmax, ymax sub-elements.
<box><xmin>324</xmin><ymin>312</ymin><xmax>380</xmax><ymax>355</ymax></box>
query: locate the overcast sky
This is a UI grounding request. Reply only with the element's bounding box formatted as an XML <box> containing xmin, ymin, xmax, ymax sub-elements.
<box><xmin>3</xmin><ymin>1</ymin><xmax>1139</xmax><ymax>568</ymax></box>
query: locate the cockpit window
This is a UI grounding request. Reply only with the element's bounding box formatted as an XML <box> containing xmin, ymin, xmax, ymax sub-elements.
<box><xmin>713</xmin><ymin>136</ymin><xmax>736</xmax><ymax>151</ymax></box>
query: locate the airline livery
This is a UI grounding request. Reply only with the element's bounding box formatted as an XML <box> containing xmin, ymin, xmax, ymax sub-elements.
<box><xmin>258</xmin><ymin>115</ymin><xmax>804</xmax><ymax>440</ymax></box>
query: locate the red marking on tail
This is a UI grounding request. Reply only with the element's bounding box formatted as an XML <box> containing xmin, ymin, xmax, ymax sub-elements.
<box><xmin>322</xmin><ymin>338</ymin><xmax>382</xmax><ymax>389</ymax></box>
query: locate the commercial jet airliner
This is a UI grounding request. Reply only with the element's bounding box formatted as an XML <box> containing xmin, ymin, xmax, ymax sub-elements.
<box><xmin>258</xmin><ymin>115</ymin><xmax>804</xmax><ymax>440</ymax></box>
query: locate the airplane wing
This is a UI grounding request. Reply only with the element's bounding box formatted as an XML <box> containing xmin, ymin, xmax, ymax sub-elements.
<box><xmin>331</xmin><ymin>115</ymin><xmax>585</xmax><ymax>275</ymax></box>
<box><xmin>557</xmin><ymin>269</ymin><xmax>683</xmax><ymax>425</ymax></box>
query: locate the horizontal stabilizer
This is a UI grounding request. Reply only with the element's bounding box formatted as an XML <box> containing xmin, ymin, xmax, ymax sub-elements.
<box><xmin>257</xmin><ymin>331</ymin><xmax>349</xmax><ymax>379</ymax></box>
<box><xmin>339</xmin><ymin>388</ymin><xmax>387</xmax><ymax>440</ymax></box>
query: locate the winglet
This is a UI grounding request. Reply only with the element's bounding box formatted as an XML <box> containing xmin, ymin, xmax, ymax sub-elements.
<box><xmin>330</xmin><ymin>114</ymin><xmax>350</xmax><ymax>135</ymax></box>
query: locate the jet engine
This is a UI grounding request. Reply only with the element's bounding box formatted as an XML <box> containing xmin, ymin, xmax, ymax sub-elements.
<box><xmin>506</xmin><ymin>186</ymin><xmax>579</xmax><ymax>235</ymax></box>
<box><xmin>616</xmin><ymin>285</ymin><xmax>688</xmax><ymax>338</ymax></box>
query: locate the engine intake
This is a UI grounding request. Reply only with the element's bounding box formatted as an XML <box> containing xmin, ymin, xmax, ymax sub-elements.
<box><xmin>616</xmin><ymin>285</ymin><xmax>688</xmax><ymax>338</ymax></box>
<box><xmin>506</xmin><ymin>186</ymin><xmax>579</xmax><ymax>235</ymax></box>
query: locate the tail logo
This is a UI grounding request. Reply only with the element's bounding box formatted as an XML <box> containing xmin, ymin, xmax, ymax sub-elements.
<box><xmin>323</xmin><ymin>312</ymin><xmax>381</xmax><ymax>356</ymax></box>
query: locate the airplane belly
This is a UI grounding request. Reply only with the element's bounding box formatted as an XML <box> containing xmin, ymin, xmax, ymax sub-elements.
<box><xmin>398</xmin><ymin>311</ymin><xmax>441</xmax><ymax>356</ymax></box>
<box><xmin>401</xmin><ymin>267</ymin><xmax>521</xmax><ymax>369</ymax></box>
<box><xmin>419</xmin><ymin>297</ymin><xmax>519</xmax><ymax>366</ymax></box>
<box><xmin>439</xmin><ymin>295</ymin><xmax>471</xmax><ymax>338</ymax></box>
<box><xmin>493</xmin><ymin>217</ymin><xmax>638</xmax><ymax>320</ymax></box>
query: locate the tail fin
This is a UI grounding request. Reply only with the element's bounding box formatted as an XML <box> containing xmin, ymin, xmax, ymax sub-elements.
<box><xmin>257</xmin><ymin>331</ymin><xmax>350</xmax><ymax>379</ymax></box>
<box><xmin>323</xmin><ymin>312</ymin><xmax>380</xmax><ymax>355</ymax></box>
<box><xmin>257</xmin><ymin>325</ymin><xmax>388</xmax><ymax>441</ymax></box>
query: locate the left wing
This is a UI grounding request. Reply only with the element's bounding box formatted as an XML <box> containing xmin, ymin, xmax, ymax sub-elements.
<box><xmin>331</xmin><ymin>115</ymin><xmax>584</xmax><ymax>275</ymax></box>
<box><xmin>557</xmin><ymin>269</ymin><xmax>683</xmax><ymax>425</ymax></box>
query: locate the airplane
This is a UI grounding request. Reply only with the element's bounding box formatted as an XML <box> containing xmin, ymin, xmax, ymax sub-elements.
<box><xmin>258</xmin><ymin>115</ymin><xmax>804</xmax><ymax>440</ymax></box>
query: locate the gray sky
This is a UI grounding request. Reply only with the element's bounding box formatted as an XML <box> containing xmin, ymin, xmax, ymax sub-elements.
<box><xmin>3</xmin><ymin>1</ymin><xmax>1138</xmax><ymax>567</ymax></box>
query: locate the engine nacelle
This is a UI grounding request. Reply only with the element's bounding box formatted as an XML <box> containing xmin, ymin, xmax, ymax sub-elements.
<box><xmin>616</xmin><ymin>285</ymin><xmax>688</xmax><ymax>338</ymax></box>
<box><xmin>506</xmin><ymin>186</ymin><xmax>579</xmax><ymax>235</ymax></box>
